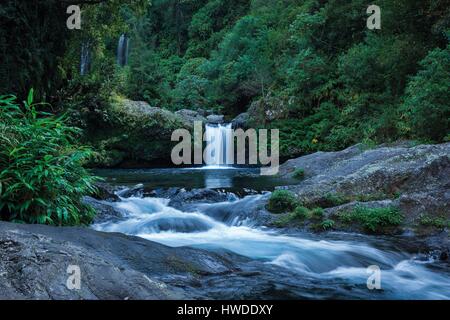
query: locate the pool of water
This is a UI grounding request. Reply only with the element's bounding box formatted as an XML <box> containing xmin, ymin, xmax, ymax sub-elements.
<box><xmin>94</xmin><ymin>167</ymin><xmax>297</xmax><ymax>192</ymax></box>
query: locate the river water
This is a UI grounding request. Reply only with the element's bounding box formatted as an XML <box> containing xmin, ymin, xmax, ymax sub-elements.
<box><xmin>93</xmin><ymin>168</ymin><xmax>450</xmax><ymax>299</ymax></box>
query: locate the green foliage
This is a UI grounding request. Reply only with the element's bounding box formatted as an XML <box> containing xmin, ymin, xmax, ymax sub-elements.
<box><xmin>293</xmin><ymin>206</ymin><xmax>311</xmax><ymax>220</ymax></box>
<box><xmin>400</xmin><ymin>45</ymin><xmax>450</xmax><ymax>142</ymax></box>
<box><xmin>321</xmin><ymin>219</ymin><xmax>335</xmax><ymax>231</ymax></box>
<box><xmin>418</xmin><ymin>214</ymin><xmax>450</xmax><ymax>229</ymax></box>
<box><xmin>267</xmin><ymin>190</ymin><xmax>298</xmax><ymax>213</ymax></box>
<box><xmin>339</xmin><ymin>206</ymin><xmax>403</xmax><ymax>233</ymax></box>
<box><xmin>310</xmin><ymin>207</ymin><xmax>324</xmax><ymax>220</ymax></box>
<box><xmin>0</xmin><ymin>92</ymin><xmax>97</xmax><ymax>225</ymax></box>
<box><xmin>293</xmin><ymin>168</ymin><xmax>305</xmax><ymax>180</ymax></box>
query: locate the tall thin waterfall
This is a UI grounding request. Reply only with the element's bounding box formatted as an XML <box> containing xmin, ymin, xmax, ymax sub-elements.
<box><xmin>117</xmin><ymin>34</ymin><xmax>129</xmax><ymax>66</ymax></box>
<box><xmin>80</xmin><ymin>42</ymin><xmax>91</xmax><ymax>75</ymax></box>
<box><xmin>204</xmin><ymin>123</ymin><xmax>234</xmax><ymax>167</ymax></box>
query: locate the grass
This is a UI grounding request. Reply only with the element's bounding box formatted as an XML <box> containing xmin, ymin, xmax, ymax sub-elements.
<box><xmin>339</xmin><ymin>206</ymin><xmax>403</xmax><ymax>233</ymax></box>
<box><xmin>267</xmin><ymin>190</ymin><xmax>298</xmax><ymax>213</ymax></box>
<box><xmin>293</xmin><ymin>168</ymin><xmax>305</xmax><ymax>179</ymax></box>
<box><xmin>418</xmin><ymin>214</ymin><xmax>450</xmax><ymax>229</ymax></box>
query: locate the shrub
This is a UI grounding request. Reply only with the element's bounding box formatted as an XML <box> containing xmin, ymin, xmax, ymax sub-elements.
<box><xmin>267</xmin><ymin>190</ymin><xmax>298</xmax><ymax>213</ymax></box>
<box><xmin>293</xmin><ymin>168</ymin><xmax>305</xmax><ymax>180</ymax></box>
<box><xmin>293</xmin><ymin>206</ymin><xmax>311</xmax><ymax>219</ymax></box>
<box><xmin>310</xmin><ymin>207</ymin><xmax>324</xmax><ymax>219</ymax></box>
<box><xmin>0</xmin><ymin>91</ymin><xmax>97</xmax><ymax>225</ymax></box>
<box><xmin>321</xmin><ymin>219</ymin><xmax>335</xmax><ymax>231</ymax></box>
<box><xmin>418</xmin><ymin>214</ymin><xmax>449</xmax><ymax>229</ymax></box>
<box><xmin>340</xmin><ymin>206</ymin><xmax>403</xmax><ymax>233</ymax></box>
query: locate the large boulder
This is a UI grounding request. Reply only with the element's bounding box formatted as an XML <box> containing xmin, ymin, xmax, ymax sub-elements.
<box><xmin>274</xmin><ymin>142</ymin><xmax>450</xmax><ymax>235</ymax></box>
<box><xmin>206</xmin><ymin>114</ymin><xmax>224</xmax><ymax>124</ymax></box>
<box><xmin>168</xmin><ymin>189</ymin><xmax>236</xmax><ymax>210</ymax></box>
<box><xmin>175</xmin><ymin>109</ymin><xmax>206</xmax><ymax>126</ymax></box>
<box><xmin>247</xmin><ymin>97</ymin><xmax>289</xmax><ymax>125</ymax></box>
<box><xmin>231</xmin><ymin>112</ymin><xmax>250</xmax><ymax>129</ymax></box>
<box><xmin>89</xmin><ymin>99</ymin><xmax>189</xmax><ymax>168</ymax></box>
<box><xmin>0</xmin><ymin>221</ymin><xmax>247</xmax><ymax>299</ymax></box>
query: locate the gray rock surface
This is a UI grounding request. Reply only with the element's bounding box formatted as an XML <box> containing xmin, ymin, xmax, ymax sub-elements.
<box><xmin>175</xmin><ymin>109</ymin><xmax>207</xmax><ymax>126</ymax></box>
<box><xmin>206</xmin><ymin>114</ymin><xmax>224</xmax><ymax>124</ymax></box>
<box><xmin>275</xmin><ymin>142</ymin><xmax>450</xmax><ymax>234</ymax></box>
<box><xmin>0</xmin><ymin>221</ymin><xmax>248</xmax><ymax>299</ymax></box>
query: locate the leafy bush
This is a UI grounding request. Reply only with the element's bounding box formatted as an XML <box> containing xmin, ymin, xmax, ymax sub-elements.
<box><xmin>0</xmin><ymin>91</ymin><xmax>97</xmax><ymax>225</ymax></box>
<box><xmin>340</xmin><ymin>206</ymin><xmax>403</xmax><ymax>233</ymax></box>
<box><xmin>418</xmin><ymin>214</ymin><xmax>450</xmax><ymax>229</ymax></box>
<box><xmin>321</xmin><ymin>219</ymin><xmax>335</xmax><ymax>231</ymax></box>
<box><xmin>267</xmin><ymin>190</ymin><xmax>298</xmax><ymax>213</ymax></box>
<box><xmin>293</xmin><ymin>168</ymin><xmax>305</xmax><ymax>180</ymax></box>
<box><xmin>310</xmin><ymin>208</ymin><xmax>324</xmax><ymax>220</ymax></box>
<box><xmin>293</xmin><ymin>206</ymin><xmax>310</xmax><ymax>219</ymax></box>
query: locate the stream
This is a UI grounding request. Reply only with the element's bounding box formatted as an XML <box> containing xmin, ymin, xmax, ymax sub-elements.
<box><xmin>93</xmin><ymin>168</ymin><xmax>450</xmax><ymax>299</ymax></box>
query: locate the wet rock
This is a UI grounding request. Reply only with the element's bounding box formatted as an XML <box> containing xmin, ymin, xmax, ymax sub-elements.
<box><xmin>231</xmin><ymin>112</ymin><xmax>250</xmax><ymax>129</ymax></box>
<box><xmin>206</xmin><ymin>114</ymin><xmax>224</xmax><ymax>124</ymax></box>
<box><xmin>146</xmin><ymin>187</ymin><xmax>182</xmax><ymax>199</ymax></box>
<box><xmin>92</xmin><ymin>182</ymin><xmax>121</xmax><ymax>202</ymax></box>
<box><xmin>168</xmin><ymin>189</ymin><xmax>234</xmax><ymax>210</ymax></box>
<box><xmin>0</xmin><ymin>221</ymin><xmax>251</xmax><ymax>300</ymax></box>
<box><xmin>116</xmin><ymin>184</ymin><xmax>144</xmax><ymax>198</ymax></box>
<box><xmin>83</xmin><ymin>197</ymin><xmax>125</xmax><ymax>224</ymax></box>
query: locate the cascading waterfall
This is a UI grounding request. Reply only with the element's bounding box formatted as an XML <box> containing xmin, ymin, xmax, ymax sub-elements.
<box><xmin>117</xmin><ymin>34</ymin><xmax>130</xmax><ymax>66</ymax></box>
<box><xmin>80</xmin><ymin>42</ymin><xmax>91</xmax><ymax>75</ymax></box>
<box><xmin>204</xmin><ymin>123</ymin><xmax>234</xmax><ymax>167</ymax></box>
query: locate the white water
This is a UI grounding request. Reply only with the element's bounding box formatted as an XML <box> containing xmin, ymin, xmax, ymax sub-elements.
<box><xmin>93</xmin><ymin>195</ymin><xmax>450</xmax><ymax>299</ymax></box>
<box><xmin>204</xmin><ymin>123</ymin><xmax>234</xmax><ymax>167</ymax></box>
<box><xmin>117</xmin><ymin>34</ymin><xmax>129</xmax><ymax>66</ymax></box>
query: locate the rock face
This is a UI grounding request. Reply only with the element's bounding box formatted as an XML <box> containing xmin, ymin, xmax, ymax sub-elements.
<box><xmin>231</xmin><ymin>112</ymin><xmax>250</xmax><ymax>129</ymax></box>
<box><xmin>168</xmin><ymin>188</ymin><xmax>236</xmax><ymax>210</ymax></box>
<box><xmin>206</xmin><ymin>114</ymin><xmax>224</xmax><ymax>124</ymax></box>
<box><xmin>0</xmin><ymin>221</ymin><xmax>245</xmax><ymax>299</ymax></box>
<box><xmin>0</xmin><ymin>221</ymin><xmax>317</xmax><ymax>300</ymax></box>
<box><xmin>89</xmin><ymin>99</ymin><xmax>189</xmax><ymax>168</ymax></box>
<box><xmin>175</xmin><ymin>109</ymin><xmax>206</xmax><ymax>126</ymax></box>
<box><xmin>275</xmin><ymin>142</ymin><xmax>450</xmax><ymax>235</ymax></box>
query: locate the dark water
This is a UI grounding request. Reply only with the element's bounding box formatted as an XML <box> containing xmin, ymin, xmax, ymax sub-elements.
<box><xmin>94</xmin><ymin>167</ymin><xmax>297</xmax><ymax>192</ymax></box>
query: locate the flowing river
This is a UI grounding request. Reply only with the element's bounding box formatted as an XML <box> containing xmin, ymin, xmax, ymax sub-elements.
<box><xmin>93</xmin><ymin>168</ymin><xmax>450</xmax><ymax>299</ymax></box>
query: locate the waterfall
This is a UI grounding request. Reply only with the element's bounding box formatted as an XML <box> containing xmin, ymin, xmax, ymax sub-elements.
<box><xmin>80</xmin><ymin>42</ymin><xmax>91</xmax><ymax>75</ymax></box>
<box><xmin>204</xmin><ymin>123</ymin><xmax>234</xmax><ymax>167</ymax></box>
<box><xmin>117</xmin><ymin>34</ymin><xmax>129</xmax><ymax>66</ymax></box>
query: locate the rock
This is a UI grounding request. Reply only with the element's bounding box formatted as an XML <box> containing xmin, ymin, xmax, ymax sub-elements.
<box><xmin>92</xmin><ymin>182</ymin><xmax>120</xmax><ymax>202</ymax></box>
<box><xmin>273</xmin><ymin>142</ymin><xmax>450</xmax><ymax>235</ymax></box>
<box><xmin>83</xmin><ymin>197</ymin><xmax>125</xmax><ymax>224</ymax></box>
<box><xmin>206</xmin><ymin>114</ymin><xmax>224</xmax><ymax>124</ymax></box>
<box><xmin>247</xmin><ymin>97</ymin><xmax>289</xmax><ymax>125</ymax></box>
<box><xmin>231</xmin><ymin>112</ymin><xmax>250</xmax><ymax>129</ymax></box>
<box><xmin>116</xmin><ymin>184</ymin><xmax>144</xmax><ymax>198</ymax></box>
<box><xmin>89</xmin><ymin>99</ymin><xmax>189</xmax><ymax>168</ymax></box>
<box><xmin>146</xmin><ymin>187</ymin><xmax>182</xmax><ymax>199</ymax></box>
<box><xmin>168</xmin><ymin>188</ymin><xmax>234</xmax><ymax>210</ymax></box>
<box><xmin>175</xmin><ymin>109</ymin><xmax>206</xmax><ymax>126</ymax></box>
<box><xmin>0</xmin><ymin>221</ymin><xmax>314</xmax><ymax>300</ymax></box>
<box><xmin>0</xmin><ymin>221</ymin><xmax>249</xmax><ymax>299</ymax></box>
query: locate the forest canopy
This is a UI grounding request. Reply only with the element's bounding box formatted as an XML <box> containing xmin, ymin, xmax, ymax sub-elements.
<box><xmin>0</xmin><ymin>0</ymin><xmax>449</xmax><ymax>159</ymax></box>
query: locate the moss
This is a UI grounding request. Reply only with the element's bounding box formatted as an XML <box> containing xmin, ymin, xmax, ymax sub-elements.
<box><xmin>267</xmin><ymin>190</ymin><xmax>298</xmax><ymax>213</ymax></box>
<box><xmin>418</xmin><ymin>214</ymin><xmax>450</xmax><ymax>229</ymax></box>
<box><xmin>339</xmin><ymin>206</ymin><xmax>403</xmax><ymax>233</ymax></box>
<box><xmin>310</xmin><ymin>207</ymin><xmax>324</xmax><ymax>220</ymax></box>
<box><xmin>293</xmin><ymin>168</ymin><xmax>305</xmax><ymax>180</ymax></box>
<box><xmin>321</xmin><ymin>219</ymin><xmax>335</xmax><ymax>231</ymax></box>
<box><xmin>292</xmin><ymin>206</ymin><xmax>311</xmax><ymax>219</ymax></box>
